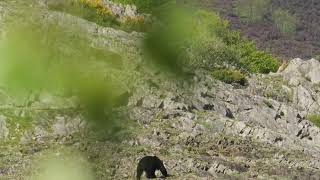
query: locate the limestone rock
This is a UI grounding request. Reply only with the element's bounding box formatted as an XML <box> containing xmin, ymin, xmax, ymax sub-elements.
<box><xmin>52</xmin><ymin>116</ymin><xmax>84</xmax><ymax>136</ymax></box>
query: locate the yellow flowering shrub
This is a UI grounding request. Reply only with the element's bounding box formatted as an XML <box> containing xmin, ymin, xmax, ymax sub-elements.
<box><xmin>121</xmin><ymin>15</ymin><xmax>148</xmax><ymax>32</ymax></box>
<box><xmin>48</xmin><ymin>0</ymin><xmax>148</xmax><ymax>32</ymax></box>
<box><xmin>79</xmin><ymin>0</ymin><xmax>114</xmax><ymax>16</ymax></box>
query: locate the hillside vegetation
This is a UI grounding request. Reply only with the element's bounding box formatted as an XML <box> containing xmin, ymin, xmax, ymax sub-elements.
<box><xmin>188</xmin><ymin>0</ymin><xmax>320</xmax><ymax>59</ymax></box>
<box><xmin>49</xmin><ymin>0</ymin><xmax>279</xmax><ymax>78</ymax></box>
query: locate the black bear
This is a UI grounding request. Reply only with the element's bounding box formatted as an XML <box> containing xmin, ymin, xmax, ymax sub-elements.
<box><xmin>136</xmin><ymin>156</ymin><xmax>168</xmax><ymax>179</ymax></box>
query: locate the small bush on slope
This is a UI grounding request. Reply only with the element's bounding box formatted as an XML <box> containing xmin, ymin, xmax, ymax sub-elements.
<box><xmin>212</xmin><ymin>68</ymin><xmax>247</xmax><ymax>85</ymax></box>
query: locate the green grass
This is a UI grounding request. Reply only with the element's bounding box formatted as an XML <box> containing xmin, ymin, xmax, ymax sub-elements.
<box><xmin>306</xmin><ymin>114</ymin><xmax>320</xmax><ymax>127</ymax></box>
<box><xmin>212</xmin><ymin>68</ymin><xmax>247</xmax><ymax>85</ymax></box>
<box><xmin>259</xmin><ymin>75</ymin><xmax>293</xmax><ymax>102</ymax></box>
<box><xmin>263</xmin><ymin>99</ymin><xmax>274</xmax><ymax>108</ymax></box>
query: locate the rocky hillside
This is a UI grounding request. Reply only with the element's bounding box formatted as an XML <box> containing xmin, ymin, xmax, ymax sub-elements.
<box><xmin>1</xmin><ymin>1</ymin><xmax>320</xmax><ymax>180</ymax></box>
<box><xmin>125</xmin><ymin>58</ymin><xmax>320</xmax><ymax>179</ymax></box>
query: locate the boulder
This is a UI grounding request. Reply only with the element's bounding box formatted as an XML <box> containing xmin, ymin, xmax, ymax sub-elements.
<box><xmin>282</xmin><ymin>58</ymin><xmax>320</xmax><ymax>85</ymax></box>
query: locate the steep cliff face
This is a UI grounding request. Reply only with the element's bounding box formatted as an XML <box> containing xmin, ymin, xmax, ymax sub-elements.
<box><xmin>0</xmin><ymin>2</ymin><xmax>320</xmax><ymax>180</ymax></box>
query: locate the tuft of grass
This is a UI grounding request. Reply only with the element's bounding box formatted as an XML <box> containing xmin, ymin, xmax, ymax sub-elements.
<box><xmin>258</xmin><ymin>75</ymin><xmax>293</xmax><ymax>102</ymax></box>
<box><xmin>306</xmin><ymin>114</ymin><xmax>320</xmax><ymax>127</ymax></box>
<box><xmin>211</xmin><ymin>68</ymin><xmax>247</xmax><ymax>86</ymax></box>
<box><xmin>263</xmin><ymin>99</ymin><xmax>273</xmax><ymax>108</ymax></box>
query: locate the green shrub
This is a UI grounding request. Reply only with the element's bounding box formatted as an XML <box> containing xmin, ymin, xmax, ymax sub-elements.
<box><xmin>263</xmin><ymin>99</ymin><xmax>273</xmax><ymax>108</ymax></box>
<box><xmin>211</xmin><ymin>68</ymin><xmax>247</xmax><ymax>85</ymax></box>
<box><xmin>180</xmin><ymin>10</ymin><xmax>238</xmax><ymax>70</ymax></box>
<box><xmin>306</xmin><ymin>114</ymin><xmax>320</xmax><ymax>127</ymax></box>
<box><xmin>224</xmin><ymin>36</ymin><xmax>280</xmax><ymax>73</ymax></box>
<box><xmin>239</xmin><ymin>49</ymin><xmax>280</xmax><ymax>73</ymax></box>
<box><xmin>184</xmin><ymin>40</ymin><xmax>239</xmax><ymax>69</ymax></box>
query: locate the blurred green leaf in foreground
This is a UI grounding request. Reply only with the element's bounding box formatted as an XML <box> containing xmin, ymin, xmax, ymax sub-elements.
<box><xmin>33</xmin><ymin>151</ymin><xmax>94</xmax><ymax>180</ymax></box>
<box><xmin>0</xmin><ymin>8</ymin><xmax>127</xmax><ymax>129</ymax></box>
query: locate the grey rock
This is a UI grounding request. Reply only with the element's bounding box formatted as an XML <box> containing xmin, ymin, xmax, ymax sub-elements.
<box><xmin>124</xmin><ymin>4</ymin><xmax>137</xmax><ymax>17</ymax></box>
<box><xmin>172</xmin><ymin>116</ymin><xmax>195</xmax><ymax>132</ymax></box>
<box><xmin>282</xmin><ymin>58</ymin><xmax>320</xmax><ymax>85</ymax></box>
<box><xmin>306</xmin><ymin>66</ymin><xmax>320</xmax><ymax>84</ymax></box>
<box><xmin>52</xmin><ymin>116</ymin><xmax>84</xmax><ymax>136</ymax></box>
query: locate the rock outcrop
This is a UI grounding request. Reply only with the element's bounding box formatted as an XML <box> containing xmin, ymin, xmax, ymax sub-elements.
<box><xmin>125</xmin><ymin>59</ymin><xmax>320</xmax><ymax>179</ymax></box>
